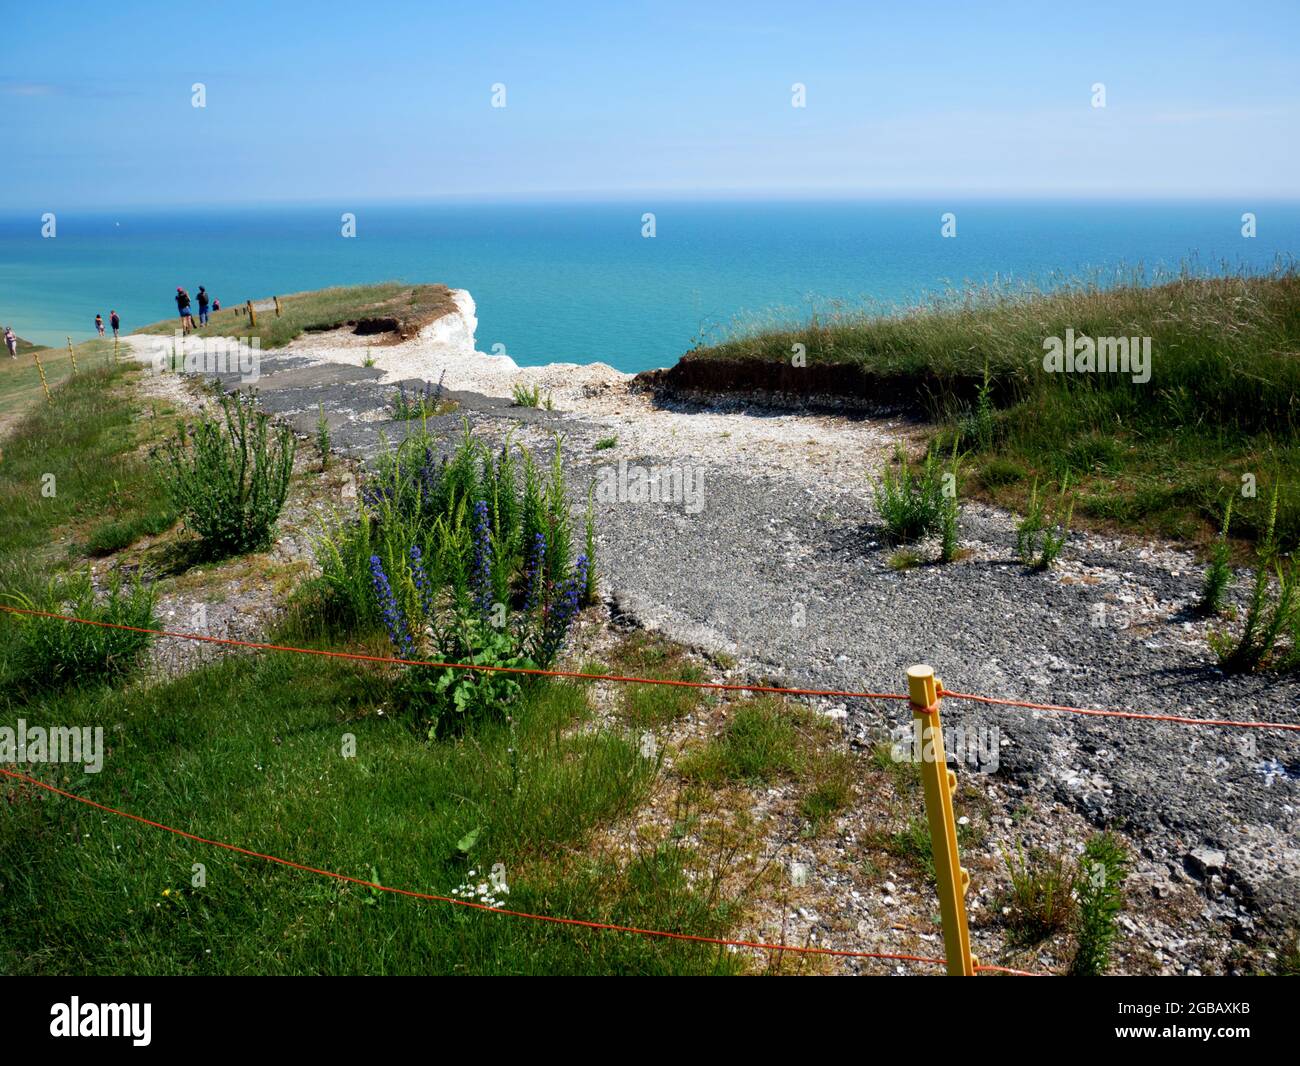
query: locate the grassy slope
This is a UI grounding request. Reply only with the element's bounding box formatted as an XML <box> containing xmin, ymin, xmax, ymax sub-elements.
<box><xmin>0</xmin><ymin>357</ymin><xmax>175</xmax><ymax>596</ymax></box>
<box><xmin>685</xmin><ymin>271</ymin><xmax>1300</xmax><ymax>553</ymax></box>
<box><xmin>132</xmin><ymin>282</ymin><xmax>458</xmax><ymax>349</ymax></box>
<box><xmin>0</xmin><ymin>647</ymin><xmax>739</xmax><ymax>975</ymax></box>
<box><xmin>0</xmin><ymin>358</ymin><xmax>743</xmax><ymax>976</ymax></box>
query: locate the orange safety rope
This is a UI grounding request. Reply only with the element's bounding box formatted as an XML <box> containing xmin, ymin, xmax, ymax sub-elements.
<box><xmin>2</xmin><ymin>604</ymin><xmax>1296</xmax><ymax>733</ymax></box>
<box><xmin>938</xmin><ymin>688</ymin><xmax>1300</xmax><ymax>733</ymax></box>
<box><xmin>0</xmin><ymin>603</ymin><xmax>910</xmax><ymax>701</ymax></box>
<box><xmin>0</xmin><ymin>767</ymin><xmax>1038</xmax><ymax>975</ymax></box>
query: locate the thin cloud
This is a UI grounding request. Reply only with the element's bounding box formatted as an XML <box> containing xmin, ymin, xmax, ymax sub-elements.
<box><xmin>0</xmin><ymin>81</ymin><xmax>59</xmax><ymax>97</ymax></box>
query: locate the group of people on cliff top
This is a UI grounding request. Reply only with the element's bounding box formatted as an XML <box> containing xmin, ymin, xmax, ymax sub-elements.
<box><xmin>5</xmin><ymin>286</ymin><xmax>225</xmax><ymax>359</ymax></box>
<box><xmin>175</xmin><ymin>286</ymin><xmax>219</xmax><ymax>335</ymax></box>
<box><xmin>93</xmin><ymin>311</ymin><xmax>121</xmax><ymax>339</ymax></box>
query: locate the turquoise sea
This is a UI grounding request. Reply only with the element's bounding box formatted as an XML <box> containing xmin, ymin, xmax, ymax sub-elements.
<box><xmin>1</xmin><ymin>201</ymin><xmax>1296</xmax><ymax>372</ymax></box>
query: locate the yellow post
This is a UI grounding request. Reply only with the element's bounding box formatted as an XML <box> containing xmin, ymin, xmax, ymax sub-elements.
<box><xmin>32</xmin><ymin>348</ymin><xmax>51</xmax><ymax>404</ymax></box>
<box><xmin>247</xmin><ymin>300</ymin><xmax>257</xmax><ymax>327</ymax></box>
<box><xmin>113</xmin><ymin>335</ymin><xmax>119</xmax><ymax>363</ymax></box>
<box><xmin>907</xmin><ymin>664</ymin><xmax>976</xmax><ymax>976</ymax></box>
<box><xmin>66</xmin><ymin>336</ymin><xmax>77</xmax><ymax>374</ymax></box>
<box><xmin>274</xmin><ymin>296</ymin><xmax>282</xmax><ymax>317</ymax></box>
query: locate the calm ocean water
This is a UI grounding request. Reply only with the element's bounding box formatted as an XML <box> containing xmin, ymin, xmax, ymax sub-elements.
<box><xmin>1</xmin><ymin>201</ymin><xmax>1296</xmax><ymax>372</ymax></box>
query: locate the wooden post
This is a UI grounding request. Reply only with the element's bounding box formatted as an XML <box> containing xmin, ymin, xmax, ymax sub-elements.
<box><xmin>247</xmin><ymin>300</ymin><xmax>257</xmax><ymax>327</ymax></box>
<box><xmin>33</xmin><ymin>348</ymin><xmax>51</xmax><ymax>404</ymax></box>
<box><xmin>274</xmin><ymin>296</ymin><xmax>282</xmax><ymax>318</ymax></box>
<box><xmin>907</xmin><ymin>664</ymin><xmax>976</xmax><ymax>976</ymax></box>
<box><xmin>66</xmin><ymin>336</ymin><xmax>77</xmax><ymax>375</ymax></box>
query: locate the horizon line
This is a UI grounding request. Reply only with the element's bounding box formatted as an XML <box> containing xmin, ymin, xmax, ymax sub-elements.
<box><xmin>3</xmin><ymin>190</ymin><xmax>1299</xmax><ymax>214</ymax></box>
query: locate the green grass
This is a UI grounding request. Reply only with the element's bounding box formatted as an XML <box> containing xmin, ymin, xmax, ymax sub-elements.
<box><xmin>0</xmin><ymin>639</ymin><xmax>745</xmax><ymax>975</ymax></box>
<box><xmin>866</xmin><ymin>815</ymin><xmax>978</xmax><ymax>880</ymax></box>
<box><xmin>678</xmin><ymin>698</ymin><xmax>803</xmax><ymax>784</ymax></box>
<box><xmin>0</xmin><ymin>360</ymin><xmax>176</xmax><ymax>588</ymax></box>
<box><xmin>610</xmin><ymin>631</ymin><xmax>709</xmax><ymax>727</ymax></box>
<box><xmin>1000</xmin><ymin>844</ymin><xmax>1076</xmax><ymax>947</ymax></box>
<box><xmin>797</xmin><ymin>750</ymin><xmax>855</xmax><ymax>831</ymax></box>
<box><xmin>133</xmin><ymin>283</ymin><xmax>458</xmax><ymax>350</ymax></box>
<box><xmin>684</xmin><ymin>269</ymin><xmax>1300</xmax><ymax>552</ymax></box>
<box><xmin>0</xmin><ymin>337</ymin><xmax>120</xmax><ymax>429</ymax></box>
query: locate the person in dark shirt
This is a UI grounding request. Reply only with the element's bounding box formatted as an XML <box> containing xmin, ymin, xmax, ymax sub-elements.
<box><xmin>197</xmin><ymin>286</ymin><xmax>211</xmax><ymax>326</ymax></box>
<box><xmin>175</xmin><ymin>287</ymin><xmax>194</xmax><ymax>334</ymax></box>
<box><xmin>110</xmin><ymin>310</ymin><xmax>121</xmax><ymax>337</ymax></box>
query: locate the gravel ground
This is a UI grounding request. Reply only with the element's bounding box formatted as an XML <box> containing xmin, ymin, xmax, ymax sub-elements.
<box><xmin>123</xmin><ymin>329</ymin><xmax>1300</xmax><ymax>956</ymax></box>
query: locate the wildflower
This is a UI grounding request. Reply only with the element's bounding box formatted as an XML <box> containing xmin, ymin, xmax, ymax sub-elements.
<box><xmin>522</xmin><ymin>531</ymin><xmax>546</xmax><ymax>612</ymax></box>
<box><xmin>408</xmin><ymin>544</ymin><xmax>435</xmax><ymax>623</ymax></box>
<box><xmin>471</xmin><ymin>500</ymin><xmax>494</xmax><ymax>617</ymax></box>
<box><xmin>536</xmin><ymin>554</ymin><xmax>588</xmax><ymax>665</ymax></box>
<box><xmin>369</xmin><ymin>554</ymin><xmax>412</xmax><ymax>655</ymax></box>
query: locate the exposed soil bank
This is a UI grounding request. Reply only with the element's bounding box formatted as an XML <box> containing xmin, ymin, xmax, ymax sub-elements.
<box><xmin>634</xmin><ymin>355</ymin><xmax>993</xmax><ymax>412</ymax></box>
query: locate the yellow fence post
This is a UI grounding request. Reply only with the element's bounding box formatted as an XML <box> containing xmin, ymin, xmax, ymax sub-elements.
<box><xmin>907</xmin><ymin>664</ymin><xmax>976</xmax><ymax>976</ymax></box>
<box><xmin>274</xmin><ymin>296</ymin><xmax>282</xmax><ymax>317</ymax></box>
<box><xmin>66</xmin><ymin>336</ymin><xmax>77</xmax><ymax>375</ymax></box>
<box><xmin>247</xmin><ymin>300</ymin><xmax>257</xmax><ymax>327</ymax></box>
<box><xmin>32</xmin><ymin>348</ymin><xmax>52</xmax><ymax>404</ymax></box>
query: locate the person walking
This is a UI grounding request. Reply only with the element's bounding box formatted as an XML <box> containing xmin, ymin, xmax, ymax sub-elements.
<box><xmin>95</xmin><ymin>313</ymin><xmax>105</xmax><ymax>337</ymax></box>
<box><xmin>4</xmin><ymin>326</ymin><xmax>17</xmax><ymax>358</ymax></box>
<box><xmin>110</xmin><ymin>310</ymin><xmax>120</xmax><ymax>338</ymax></box>
<box><xmin>196</xmin><ymin>286</ymin><xmax>210</xmax><ymax>326</ymax></box>
<box><xmin>176</xmin><ymin>287</ymin><xmax>193</xmax><ymax>334</ymax></box>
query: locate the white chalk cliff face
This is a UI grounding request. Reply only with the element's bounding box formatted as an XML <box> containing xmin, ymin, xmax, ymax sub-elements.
<box><xmin>417</xmin><ymin>290</ymin><xmax>518</xmax><ymax>371</ymax></box>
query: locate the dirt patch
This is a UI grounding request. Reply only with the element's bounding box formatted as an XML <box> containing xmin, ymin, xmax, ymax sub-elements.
<box><xmin>635</xmin><ymin>355</ymin><xmax>991</xmax><ymax>413</ymax></box>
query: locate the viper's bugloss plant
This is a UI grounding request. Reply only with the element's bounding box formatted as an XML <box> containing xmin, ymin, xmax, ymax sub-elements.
<box><xmin>314</xmin><ymin>422</ymin><xmax>594</xmax><ymax>733</ymax></box>
<box><xmin>471</xmin><ymin>500</ymin><xmax>494</xmax><ymax>617</ymax></box>
<box><xmin>369</xmin><ymin>554</ymin><xmax>411</xmax><ymax>656</ymax></box>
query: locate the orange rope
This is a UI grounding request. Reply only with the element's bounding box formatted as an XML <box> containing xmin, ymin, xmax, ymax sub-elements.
<box><xmin>0</xmin><ymin>604</ymin><xmax>909</xmax><ymax>702</ymax></box>
<box><xmin>3</xmin><ymin>603</ymin><xmax>1296</xmax><ymax>734</ymax></box>
<box><xmin>938</xmin><ymin>688</ymin><xmax>1300</xmax><ymax>733</ymax></box>
<box><xmin>0</xmin><ymin>767</ymin><xmax>1036</xmax><ymax>974</ymax></box>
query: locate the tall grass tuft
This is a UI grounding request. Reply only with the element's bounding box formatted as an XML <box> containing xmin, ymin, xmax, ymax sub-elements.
<box><xmin>512</xmin><ymin>382</ymin><xmax>542</xmax><ymax>408</ymax></box>
<box><xmin>1016</xmin><ymin>475</ymin><xmax>1074</xmax><ymax>569</ymax></box>
<box><xmin>872</xmin><ymin>446</ymin><xmax>946</xmax><ymax>543</ymax></box>
<box><xmin>315</xmin><ymin>403</ymin><xmax>331</xmax><ymax>470</ymax></box>
<box><xmin>1</xmin><ymin>570</ymin><xmax>156</xmax><ymax>692</ymax></box>
<box><xmin>1000</xmin><ymin>844</ymin><xmax>1076</xmax><ymax>947</ymax></box>
<box><xmin>156</xmin><ymin>390</ymin><xmax>295</xmax><ymax>558</ymax></box>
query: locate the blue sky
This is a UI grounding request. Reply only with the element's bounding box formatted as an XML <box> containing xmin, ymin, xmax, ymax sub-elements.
<box><xmin>2</xmin><ymin>0</ymin><xmax>1297</xmax><ymax>208</ymax></box>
